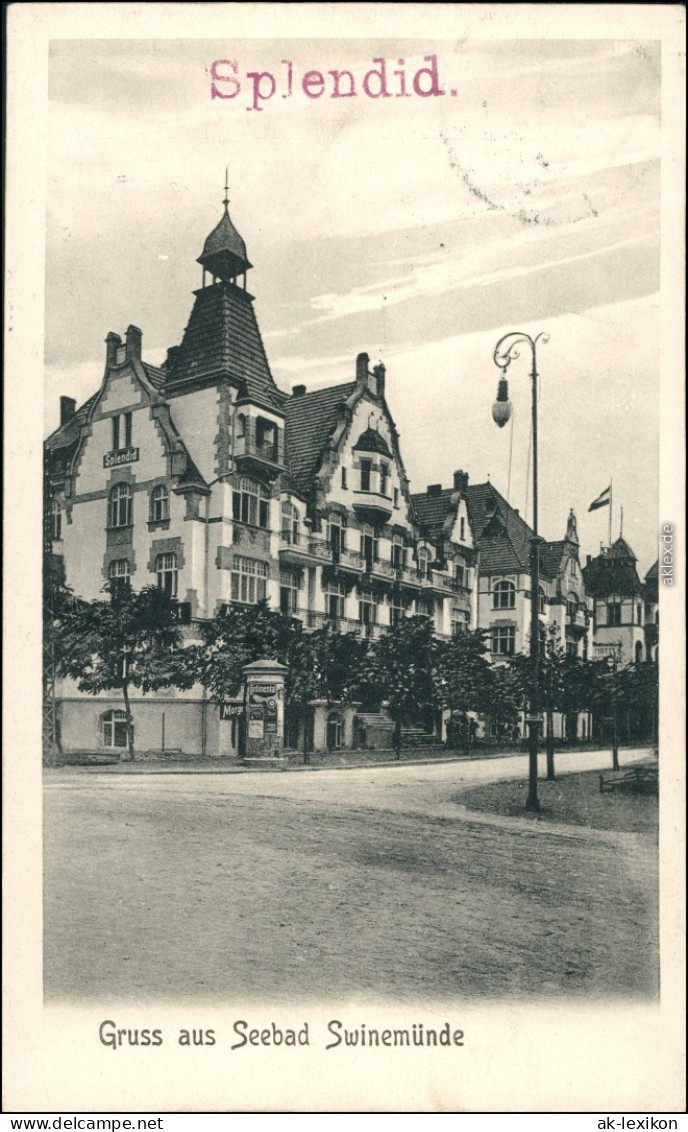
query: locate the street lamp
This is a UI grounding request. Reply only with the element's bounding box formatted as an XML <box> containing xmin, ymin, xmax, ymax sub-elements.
<box><xmin>491</xmin><ymin>330</ymin><xmax>549</xmax><ymax>813</ymax></box>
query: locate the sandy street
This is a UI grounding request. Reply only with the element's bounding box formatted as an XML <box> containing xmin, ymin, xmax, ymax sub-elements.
<box><xmin>44</xmin><ymin>750</ymin><xmax>658</xmax><ymax>1004</ymax></box>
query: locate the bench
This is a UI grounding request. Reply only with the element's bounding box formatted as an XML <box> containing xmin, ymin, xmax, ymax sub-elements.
<box><xmin>599</xmin><ymin>765</ymin><xmax>658</xmax><ymax>795</ymax></box>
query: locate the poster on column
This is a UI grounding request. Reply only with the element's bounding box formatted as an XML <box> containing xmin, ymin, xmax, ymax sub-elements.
<box><xmin>4</xmin><ymin>1</ymin><xmax>685</xmax><ymax>1117</ymax></box>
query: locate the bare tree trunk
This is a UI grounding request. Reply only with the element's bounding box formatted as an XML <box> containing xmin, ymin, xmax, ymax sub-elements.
<box><xmin>394</xmin><ymin>712</ymin><xmax>402</xmax><ymax>761</ymax></box>
<box><xmin>121</xmin><ymin>681</ymin><xmax>135</xmax><ymax>762</ymax></box>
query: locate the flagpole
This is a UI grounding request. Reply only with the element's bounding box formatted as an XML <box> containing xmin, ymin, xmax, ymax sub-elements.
<box><xmin>608</xmin><ymin>479</ymin><xmax>613</xmax><ymax>548</ymax></box>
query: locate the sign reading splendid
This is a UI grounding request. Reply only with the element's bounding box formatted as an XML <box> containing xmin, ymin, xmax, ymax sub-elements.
<box><xmin>104</xmin><ymin>447</ymin><xmax>140</xmax><ymax>469</ymax></box>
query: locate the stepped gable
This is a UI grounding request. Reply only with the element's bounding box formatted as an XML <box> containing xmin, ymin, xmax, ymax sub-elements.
<box><xmin>582</xmin><ymin>536</ymin><xmax>644</xmax><ymax>598</ymax></box>
<box><xmin>165</xmin><ymin>282</ymin><xmax>284</xmax><ymax>414</ymax></box>
<box><xmin>284</xmin><ymin>381</ymin><xmax>356</xmax><ymax>496</ymax></box>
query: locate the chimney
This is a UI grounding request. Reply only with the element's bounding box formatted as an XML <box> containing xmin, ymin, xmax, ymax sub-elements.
<box><xmin>125</xmin><ymin>324</ymin><xmax>142</xmax><ymax>361</ymax></box>
<box><xmin>105</xmin><ymin>332</ymin><xmax>122</xmax><ymax>366</ymax></box>
<box><xmin>373</xmin><ymin>362</ymin><xmax>386</xmax><ymax>397</ymax></box>
<box><xmin>166</xmin><ymin>345</ymin><xmax>180</xmax><ymax>372</ymax></box>
<box><xmin>356</xmin><ymin>352</ymin><xmax>369</xmax><ymax>384</ymax></box>
<box><xmin>60</xmin><ymin>396</ymin><xmax>76</xmax><ymax>425</ymax></box>
<box><xmin>427</xmin><ymin>484</ymin><xmax>443</xmax><ymax>497</ymax></box>
<box><xmin>453</xmin><ymin>469</ymin><xmax>468</xmax><ymax>494</ymax></box>
<box><xmin>586</xmin><ymin>555</ymin><xmax>592</xmax><ymax>566</ymax></box>
<box><xmin>292</xmin><ymin>384</ymin><xmax>307</xmax><ymax>398</ymax></box>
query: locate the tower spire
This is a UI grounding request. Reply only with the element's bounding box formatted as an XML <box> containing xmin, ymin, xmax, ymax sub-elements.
<box><xmin>223</xmin><ymin>167</ymin><xmax>230</xmax><ymax>213</ymax></box>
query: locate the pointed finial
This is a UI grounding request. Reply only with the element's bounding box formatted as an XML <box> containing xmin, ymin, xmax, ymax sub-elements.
<box><xmin>223</xmin><ymin>167</ymin><xmax>230</xmax><ymax>212</ymax></box>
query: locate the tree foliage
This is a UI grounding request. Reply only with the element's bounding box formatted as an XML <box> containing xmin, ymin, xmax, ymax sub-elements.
<box><xmin>359</xmin><ymin>615</ymin><xmax>436</xmax><ymax>757</ymax></box>
<box><xmin>55</xmin><ymin>583</ymin><xmax>194</xmax><ymax>759</ymax></box>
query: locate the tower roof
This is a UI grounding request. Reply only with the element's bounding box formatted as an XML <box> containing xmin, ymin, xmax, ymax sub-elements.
<box><xmin>353</xmin><ymin>427</ymin><xmax>392</xmax><ymax>458</ymax></box>
<box><xmin>197</xmin><ymin>199</ymin><xmax>252</xmax><ymax>281</ymax></box>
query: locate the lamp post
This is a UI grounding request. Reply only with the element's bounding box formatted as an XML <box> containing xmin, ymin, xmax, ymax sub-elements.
<box><xmin>491</xmin><ymin>331</ymin><xmax>549</xmax><ymax>813</ymax></box>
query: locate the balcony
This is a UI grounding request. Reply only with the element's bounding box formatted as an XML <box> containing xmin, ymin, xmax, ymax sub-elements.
<box><xmin>278</xmin><ymin>531</ymin><xmax>332</xmax><ymax>566</ymax></box>
<box><xmin>233</xmin><ymin>432</ymin><xmax>284</xmax><ymax>478</ymax></box>
<box><xmin>566</xmin><ymin>606</ymin><xmax>588</xmax><ymax>638</ymax></box>
<box><xmin>352</xmin><ymin>489</ymin><xmax>393</xmax><ymax>523</ymax></box>
<box><xmin>303</xmin><ymin>610</ymin><xmax>385</xmax><ymax>638</ymax></box>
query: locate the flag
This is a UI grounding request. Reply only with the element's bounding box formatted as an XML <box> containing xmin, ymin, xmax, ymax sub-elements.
<box><xmin>588</xmin><ymin>485</ymin><xmax>611</xmax><ymax>512</ymax></box>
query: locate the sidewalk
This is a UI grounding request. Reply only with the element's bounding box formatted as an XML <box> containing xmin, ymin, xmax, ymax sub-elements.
<box><xmin>46</xmin><ymin>743</ymin><xmax>656</xmax><ymax>776</ymax></box>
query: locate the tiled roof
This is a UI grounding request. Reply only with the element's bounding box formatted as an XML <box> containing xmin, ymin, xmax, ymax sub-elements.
<box><xmin>284</xmin><ymin>382</ymin><xmax>356</xmax><ymax>496</ymax></box>
<box><xmin>142</xmin><ymin>362</ymin><xmax>166</xmax><ymax>390</ymax></box>
<box><xmin>45</xmin><ymin>393</ymin><xmax>99</xmax><ymax>451</ymax></box>
<box><xmin>410</xmin><ymin>489</ymin><xmax>454</xmax><ymax>537</ymax></box>
<box><xmin>645</xmin><ymin>559</ymin><xmax>658</xmax><ymax>582</ymax></box>
<box><xmin>582</xmin><ymin>553</ymin><xmax>643</xmax><ymax>598</ymax></box>
<box><xmin>197</xmin><ymin>208</ymin><xmax>252</xmax><ymax>278</ymax></box>
<box><xmin>539</xmin><ymin>540</ymin><xmax>567</xmax><ymax>578</ymax></box>
<box><xmin>166</xmin><ymin>281</ymin><xmax>284</xmax><ymax>413</ymax></box>
<box><xmin>465</xmin><ymin>481</ymin><xmax>543</xmax><ymax>576</ymax></box>
<box><xmin>608</xmin><ymin>536</ymin><xmax>637</xmax><ymax>561</ymax></box>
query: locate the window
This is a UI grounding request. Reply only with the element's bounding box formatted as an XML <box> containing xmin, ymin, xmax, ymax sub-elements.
<box><xmin>451</xmin><ymin>606</ymin><xmax>469</xmax><ymax>635</ymax></box>
<box><xmin>360</xmin><ymin>458</ymin><xmax>372</xmax><ymax>492</ymax></box>
<box><xmin>567</xmin><ymin>592</ymin><xmax>578</xmax><ymax>619</ymax></box>
<box><xmin>460</xmin><ymin>516</ymin><xmax>466</xmax><ymax>541</ymax></box>
<box><xmin>235</xmin><ymin>413</ymin><xmax>246</xmax><ymax>439</ymax></box>
<box><xmin>156</xmin><ymin>552</ymin><xmax>178</xmax><ymax>597</ymax></box>
<box><xmin>281</xmin><ymin>501</ymin><xmax>299</xmax><ymax>545</ymax></box>
<box><xmin>608</xmin><ymin>602</ymin><xmax>622</xmax><ymax>626</ymax></box>
<box><xmin>454</xmin><ymin>562</ymin><xmax>466</xmax><ymax>587</ymax></box>
<box><xmin>108</xmin><ymin>559</ymin><xmax>131</xmax><ymax>591</ymax></box>
<box><xmin>493</xmin><ymin>580</ymin><xmax>515</xmax><ymax>609</ymax></box>
<box><xmin>51</xmin><ymin>499</ymin><xmax>62</xmax><ymax>541</ymax></box>
<box><xmin>109</xmin><ymin>482</ymin><xmax>132</xmax><ymax>528</ymax></box>
<box><xmin>232</xmin><ymin>477</ymin><xmax>270</xmax><ymax>528</ymax></box>
<box><xmin>380</xmin><ymin>463</ymin><xmax>389</xmax><ymax>497</ymax></box>
<box><xmin>637</xmin><ymin>603</ymin><xmax>642</xmax><ymax>626</ymax></box>
<box><xmin>635</xmin><ymin>641</ymin><xmax>644</xmax><ymax>663</ymax></box>
<box><xmin>391</xmin><ymin>534</ymin><xmax>405</xmax><ymax>570</ymax></box>
<box><xmin>280</xmin><ymin>569</ymin><xmax>300</xmax><ymax>615</ymax></box>
<box><xmin>393</xmin><ymin>488</ymin><xmax>399</xmax><ymax>507</ymax></box>
<box><xmin>566</xmin><ymin>641</ymin><xmax>578</xmax><ymax>658</ymax></box>
<box><xmin>492</xmin><ymin>626</ymin><xmax>516</xmax><ymax>656</ymax></box>
<box><xmin>325</xmin><ymin>579</ymin><xmax>347</xmax><ymax>621</ymax></box>
<box><xmin>111</xmin><ymin>413</ymin><xmax>132</xmax><ymax>451</ymax></box>
<box><xmin>328</xmin><ymin>514</ymin><xmax>346</xmax><ymax>562</ymax></box>
<box><xmin>341</xmin><ymin>467</ymin><xmax>347</xmax><ymax>489</ymax></box>
<box><xmin>361</xmin><ymin>524</ymin><xmax>378</xmax><ymax>572</ymax></box>
<box><xmin>359</xmin><ymin>591</ymin><xmax>378</xmax><ymax>630</ymax></box>
<box><xmin>417</xmin><ymin>596</ymin><xmax>433</xmax><ymax>619</ymax></box>
<box><xmin>231</xmin><ymin>556</ymin><xmax>268</xmax><ymax>604</ymax></box>
<box><xmin>256</xmin><ymin>418</ymin><xmax>278</xmax><ymax>460</ymax></box>
<box><xmin>150</xmin><ymin>485</ymin><xmax>169</xmax><ymax>523</ymax></box>
<box><xmin>390</xmin><ymin>596</ymin><xmax>405</xmax><ymax>627</ymax></box>
<box><xmin>538</xmin><ymin>586</ymin><xmax>546</xmax><ymax>615</ymax></box>
<box><xmin>101</xmin><ymin>709</ymin><xmax>129</xmax><ymax>749</ymax></box>
<box><xmin>417</xmin><ymin>547</ymin><xmax>431</xmax><ymax>580</ymax></box>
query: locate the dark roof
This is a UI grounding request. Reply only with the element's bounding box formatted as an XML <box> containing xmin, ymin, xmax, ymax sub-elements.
<box><xmin>197</xmin><ymin>206</ymin><xmax>252</xmax><ymax>279</ymax></box>
<box><xmin>582</xmin><ymin>550</ymin><xmax>643</xmax><ymax>599</ymax></box>
<box><xmin>166</xmin><ymin>282</ymin><xmax>283</xmax><ymax>413</ymax></box>
<box><xmin>353</xmin><ymin>427</ymin><xmax>392</xmax><ymax>457</ymax></box>
<box><xmin>645</xmin><ymin>559</ymin><xmax>658</xmax><ymax>582</ymax></box>
<box><xmin>608</xmin><ymin>536</ymin><xmax>637</xmax><ymax>561</ymax></box>
<box><xmin>464</xmin><ymin>481</ymin><xmax>546</xmax><ymax>576</ymax></box>
<box><xmin>45</xmin><ymin>393</ymin><xmax>99</xmax><ymax>451</ymax></box>
<box><xmin>539</xmin><ymin>540</ymin><xmax>567</xmax><ymax>578</ymax></box>
<box><xmin>411</xmin><ymin>488</ymin><xmax>454</xmax><ymax>538</ymax></box>
<box><xmin>284</xmin><ymin>382</ymin><xmax>356</xmax><ymax>496</ymax></box>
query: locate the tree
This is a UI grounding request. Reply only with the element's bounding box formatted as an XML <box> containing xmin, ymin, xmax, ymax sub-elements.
<box><xmin>284</xmin><ymin>624</ymin><xmax>368</xmax><ymax>762</ymax></box>
<box><xmin>55</xmin><ymin>582</ymin><xmax>195</xmax><ymax>760</ymax></box>
<box><xmin>488</xmin><ymin>660</ymin><xmax>528</xmax><ymax>745</ymax></box>
<box><xmin>360</xmin><ymin>616</ymin><xmax>436</xmax><ymax>759</ymax></box>
<box><xmin>433</xmin><ymin>630</ymin><xmax>493</xmax><ymax>748</ymax></box>
<box><xmin>193</xmin><ymin>600</ymin><xmax>299</xmax><ymax>703</ymax></box>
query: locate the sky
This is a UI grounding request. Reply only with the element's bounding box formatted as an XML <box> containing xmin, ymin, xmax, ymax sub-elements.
<box><xmin>44</xmin><ymin>36</ymin><xmax>662</xmax><ymax>574</ymax></box>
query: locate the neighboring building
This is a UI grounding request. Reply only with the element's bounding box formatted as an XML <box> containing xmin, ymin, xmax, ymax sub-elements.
<box><xmin>45</xmin><ymin>193</ymin><xmax>480</xmax><ymax>757</ymax></box>
<box><xmin>582</xmin><ymin>537</ymin><xmax>651</xmax><ymax>666</ymax></box>
<box><xmin>643</xmin><ymin>560</ymin><xmax>659</xmax><ymax>663</ymax></box>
